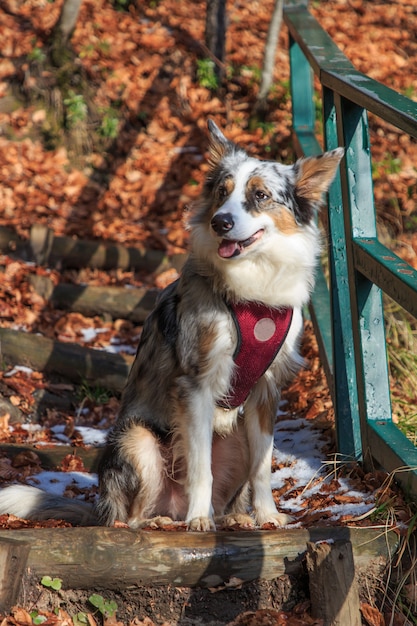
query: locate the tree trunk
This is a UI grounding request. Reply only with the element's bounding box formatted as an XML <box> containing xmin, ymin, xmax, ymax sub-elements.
<box><xmin>254</xmin><ymin>0</ymin><xmax>284</xmax><ymax>118</ymax></box>
<box><xmin>56</xmin><ymin>0</ymin><xmax>83</xmax><ymax>44</ymax></box>
<box><xmin>49</xmin><ymin>0</ymin><xmax>83</xmax><ymax>66</ymax></box>
<box><xmin>205</xmin><ymin>0</ymin><xmax>226</xmax><ymax>81</ymax></box>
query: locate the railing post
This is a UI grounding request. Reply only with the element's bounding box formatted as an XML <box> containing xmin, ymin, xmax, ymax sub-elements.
<box><xmin>323</xmin><ymin>88</ymin><xmax>362</xmax><ymax>460</ymax></box>
<box><xmin>288</xmin><ymin>34</ymin><xmax>317</xmax><ymax>157</ymax></box>
<box><xmin>288</xmin><ymin>29</ymin><xmax>334</xmax><ymax>383</ymax></box>
<box><xmin>333</xmin><ymin>94</ymin><xmax>392</xmax><ymax>459</ymax></box>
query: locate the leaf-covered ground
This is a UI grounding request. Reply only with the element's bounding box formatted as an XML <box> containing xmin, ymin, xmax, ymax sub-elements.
<box><xmin>0</xmin><ymin>0</ymin><xmax>416</xmax><ymax>624</ymax></box>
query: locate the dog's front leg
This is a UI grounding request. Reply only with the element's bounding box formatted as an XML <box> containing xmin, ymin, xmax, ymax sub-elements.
<box><xmin>178</xmin><ymin>387</ymin><xmax>215</xmax><ymax>531</ymax></box>
<box><xmin>244</xmin><ymin>380</ymin><xmax>292</xmax><ymax>527</ymax></box>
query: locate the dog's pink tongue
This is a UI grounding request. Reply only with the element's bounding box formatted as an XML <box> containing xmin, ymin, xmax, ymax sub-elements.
<box><xmin>218</xmin><ymin>239</ymin><xmax>239</xmax><ymax>258</ymax></box>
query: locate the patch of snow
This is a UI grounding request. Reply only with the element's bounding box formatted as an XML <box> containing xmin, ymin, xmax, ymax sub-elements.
<box><xmin>19</xmin><ymin>423</ymin><xmax>44</xmax><ymax>433</ymax></box>
<box><xmin>105</xmin><ymin>339</ymin><xmax>137</xmax><ymax>355</ymax></box>
<box><xmin>49</xmin><ymin>425</ymin><xmax>108</xmax><ymax>446</ymax></box>
<box><xmin>80</xmin><ymin>327</ymin><xmax>108</xmax><ymax>343</ymax></box>
<box><xmin>49</xmin><ymin>424</ymin><xmax>71</xmax><ymax>443</ymax></box>
<box><xmin>76</xmin><ymin>426</ymin><xmax>108</xmax><ymax>446</ymax></box>
<box><xmin>273</xmin><ymin>417</ymin><xmax>375</xmax><ymax>520</ymax></box>
<box><xmin>28</xmin><ymin>470</ymin><xmax>97</xmax><ymax>498</ymax></box>
<box><xmin>4</xmin><ymin>365</ymin><xmax>34</xmax><ymax>377</ymax></box>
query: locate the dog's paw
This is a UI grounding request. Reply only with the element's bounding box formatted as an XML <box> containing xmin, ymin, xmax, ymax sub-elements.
<box><xmin>217</xmin><ymin>513</ymin><xmax>255</xmax><ymax>529</ymax></box>
<box><xmin>187</xmin><ymin>516</ymin><xmax>216</xmax><ymax>531</ymax></box>
<box><xmin>130</xmin><ymin>516</ymin><xmax>175</xmax><ymax>530</ymax></box>
<box><xmin>256</xmin><ymin>511</ymin><xmax>293</xmax><ymax>528</ymax></box>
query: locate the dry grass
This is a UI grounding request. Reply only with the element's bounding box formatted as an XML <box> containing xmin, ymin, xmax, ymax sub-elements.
<box><xmin>385</xmin><ymin>297</ymin><xmax>417</xmax><ymax>446</ymax></box>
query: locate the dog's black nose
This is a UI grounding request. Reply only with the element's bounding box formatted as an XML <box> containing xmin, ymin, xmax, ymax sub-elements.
<box><xmin>211</xmin><ymin>213</ymin><xmax>234</xmax><ymax>235</ymax></box>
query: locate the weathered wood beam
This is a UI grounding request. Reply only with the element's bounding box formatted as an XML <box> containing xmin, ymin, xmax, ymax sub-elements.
<box><xmin>0</xmin><ymin>537</ymin><xmax>31</xmax><ymax>613</ymax></box>
<box><xmin>306</xmin><ymin>540</ymin><xmax>361</xmax><ymax>626</ymax></box>
<box><xmin>0</xmin><ymin>328</ymin><xmax>132</xmax><ymax>392</ymax></box>
<box><xmin>2</xmin><ymin>526</ymin><xmax>398</xmax><ymax>590</ymax></box>
<box><xmin>29</xmin><ymin>274</ymin><xmax>158</xmax><ymax>324</ymax></box>
<box><xmin>0</xmin><ymin>444</ymin><xmax>104</xmax><ymax>472</ymax></box>
<box><xmin>0</xmin><ymin>225</ymin><xmax>187</xmax><ymax>273</ymax></box>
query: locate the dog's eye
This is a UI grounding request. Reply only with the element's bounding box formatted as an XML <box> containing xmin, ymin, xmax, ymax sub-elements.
<box><xmin>255</xmin><ymin>190</ymin><xmax>269</xmax><ymax>201</ymax></box>
<box><xmin>218</xmin><ymin>186</ymin><xmax>228</xmax><ymax>198</ymax></box>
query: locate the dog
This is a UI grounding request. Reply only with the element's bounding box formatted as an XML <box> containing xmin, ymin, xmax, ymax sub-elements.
<box><xmin>0</xmin><ymin>121</ymin><xmax>343</xmax><ymax>530</ymax></box>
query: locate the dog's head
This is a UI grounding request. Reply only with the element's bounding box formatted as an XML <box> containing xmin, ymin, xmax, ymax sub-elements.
<box><xmin>190</xmin><ymin>120</ymin><xmax>343</xmax><ymax>262</ymax></box>
<box><xmin>188</xmin><ymin>121</ymin><xmax>343</xmax><ymax>305</ymax></box>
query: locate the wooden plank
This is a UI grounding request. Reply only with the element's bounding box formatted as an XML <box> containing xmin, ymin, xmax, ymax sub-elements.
<box><xmin>0</xmin><ymin>527</ymin><xmax>399</xmax><ymax>590</ymax></box>
<box><xmin>353</xmin><ymin>238</ymin><xmax>417</xmax><ymax>318</ymax></box>
<box><xmin>29</xmin><ymin>275</ymin><xmax>158</xmax><ymax>324</ymax></box>
<box><xmin>0</xmin><ymin>537</ymin><xmax>30</xmax><ymax>613</ymax></box>
<box><xmin>292</xmin><ymin>129</ymin><xmax>322</xmax><ymax>160</ymax></box>
<box><xmin>284</xmin><ymin>4</ymin><xmax>417</xmax><ymax>138</ymax></box>
<box><xmin>323</xmin><ymin>87</ymin><xmax>362</xmax><ymax>461</ymax></box>
<box><xmin>335</xmin><ymin>95</ymin><xmax>392</xmax><ymax>457</ymax></box>
<box><xmin>0</xmin><ymin>444</ymin><xmax>104</xmax><ymax>472</ymax></box>
<box><xmin>308</xmin><ymin>269</ymin><xmax>333</xmax><ymax>388</ymax></box>
<box><xmin>288</xmin><ymin>30</ymin><xmax>336</xmax><ymax>405</ymax></box>
<box><xmin>30</xmin><ymin>224</ymin><xmax>187</xmax><ymax>273</ymax></box>
<box><xmin>324</xmin><ymin>69</ymin><xmax>417</xmax><ymax>140</ymax></box>
<box><xmin>306</xmin><ymin>540</ymin><xmax>361</xmax><ymax>626</ymax></box>
<box><xmin>288</xmin><ymin>32</ymin><xmax>316</xmax><ymax>158</ymax></box>
<box><xmin>285</xmin><ymin>3</ymin><xmax>353</xmax><ymax>78</ymax></box>
<box><xmin>0</xmin><ymin>225</ymin><xmax>187</xmax><ymax>274</ymax></box>
<box><xmin>0</xmin><ymin>327</ymin><xmax>132</xmax><ymax>392</ymax></box>
<box><xmin>367</xmin><ymin>421</ymin><xmax>417</xmax><ymax>499</ymax></box>
<box><xmin>289</xmin><ymin>32</ymin><xmax>315</xmax><ymax>130</ymax></box>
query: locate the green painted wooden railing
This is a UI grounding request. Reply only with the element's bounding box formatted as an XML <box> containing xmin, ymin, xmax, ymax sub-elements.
<box><xmin>283</xmin><ymin>0</ymin><xmax>417</xmax><ymax>497</ymax></box>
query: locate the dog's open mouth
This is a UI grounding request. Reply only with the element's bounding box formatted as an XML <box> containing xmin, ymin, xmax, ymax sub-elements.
<box><xmin>217</xmin><ymin>229</ymin><xmax>264</xmax><ymax>259</ymax></box>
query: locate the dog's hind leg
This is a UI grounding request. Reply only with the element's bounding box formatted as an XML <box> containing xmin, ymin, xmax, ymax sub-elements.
<box><xmin>97</xmin><ymin>424</ymin><xmax>166</xmax><ymax>528</ymax></box>
<box><xmin>121</xmin><ymin>425</ymin><xmax>168</xmax><ymax>528</ymax></box>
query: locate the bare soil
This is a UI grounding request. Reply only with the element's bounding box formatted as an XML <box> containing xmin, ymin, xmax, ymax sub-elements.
<box><xmin>19</xmin><ymin>572</ymin><xmax>309</xmax><ymax>626</ymax></box>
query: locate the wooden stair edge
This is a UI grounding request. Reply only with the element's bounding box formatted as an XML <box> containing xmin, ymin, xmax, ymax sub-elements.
<box><xmin>0</xmin><ymin>525</ymin><xmax>399</xmax><ymax>590</ymax></box>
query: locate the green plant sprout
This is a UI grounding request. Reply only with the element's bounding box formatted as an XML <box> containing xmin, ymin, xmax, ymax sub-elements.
<box><xmin>99</xmin><ymin>111</ymin><xmax>119</xmax><ymax>139</ymax></box>
<box><xmin>41</xmin><ymin>576</ymin><xmax>62</xmax><ymax>591</ymax></box>
<box><xmin>63</xmin><ymin>91</ymin><xmax>88</xmax><ymax>129</ymax></box>
<box><xmin>73</xmin><ymin>612</ymin><xmax>89</xmax><ymax>626</ymax></box>
<box><xmin>89</xmin><ymin>593</ymin><xmax>118</xmax><ymax>619</ymax></box>
<box><xmin>30</xmin><ymin>612</ymin><xmax>47</xmax><ymax>625</ymax></box>
<box><xmin>28</xmin><ymin>46</ymin><xmax>46</xmax><ymax>64</ymax></box>
<box><xmin>196</xmin><ymin>59</ymin><xmax>218</xmax><ymax>90</ymax></box>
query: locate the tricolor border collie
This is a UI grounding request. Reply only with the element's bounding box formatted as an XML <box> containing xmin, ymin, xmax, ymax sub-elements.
<box><xmin>0</xmin><ymin>121</ymin><xmax>343</xmax><ymax>530</ymax></box>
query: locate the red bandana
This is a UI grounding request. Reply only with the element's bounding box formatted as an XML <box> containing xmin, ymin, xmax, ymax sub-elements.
<box><xmin>218</xmin><ymin>302</ymin><xmax>293</xmax><ymax>409</ymax></box>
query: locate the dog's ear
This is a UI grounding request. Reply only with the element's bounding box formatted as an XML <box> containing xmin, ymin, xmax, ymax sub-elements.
<box><xmin>293</xmin><ymin>148</ymin><xmax>344</xmax><ymax>221</ymax></box>
<box><xmin>207</xmin><ymin>119</ymin><xmax>233</xmax><ymax>166</ymax></box>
